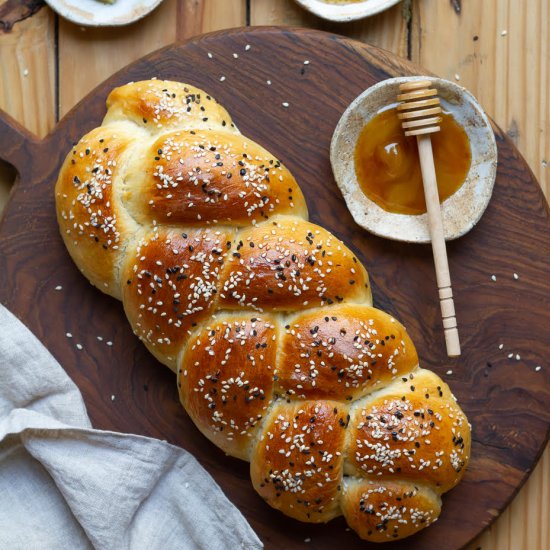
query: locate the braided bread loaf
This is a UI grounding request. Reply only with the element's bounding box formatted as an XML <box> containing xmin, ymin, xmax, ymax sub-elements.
<box><xmin>55</xmin><ymin>79</ymin><xmax>470</xmax><ymax>542</ymax></box>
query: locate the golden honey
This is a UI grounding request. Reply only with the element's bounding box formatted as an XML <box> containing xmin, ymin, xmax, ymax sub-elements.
<box><xmin>354</xmin><ymin>106</ymin><xmax>471</xmax><ymax>215</ymax></box>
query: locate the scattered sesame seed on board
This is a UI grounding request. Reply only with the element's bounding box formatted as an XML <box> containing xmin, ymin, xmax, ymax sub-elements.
<box><xmin>508</xmin><ymin>353</ymin><xmax>514</xmax><ymax>359</ymax></box>
<box><xmin>219</xmin><ymin>76</ymin><xmax>226</xmax><ymax>82</ymax></box>
<box><xmin>282</xmin><ymin>102</ymin><xmax>289</xmax><ymax>108</ymax></box>
<box><xmin>233</xmin><ymin>53</ymin><xmax>239</xmax><ymax>59</ymax></box>
<box><xmin>107</xmin><ymin>341</ymin><xmax>113</xmax><ymax>346</ymax></box>
<box><xmin>97</xmin><ymin>336</ymin><xmax>104</xmax><ymax>341</ymax></box>
<box><xmin>303</xmin><ymin>60</ymin><xmax>310</xmax><ymax>65</ymax></box>
<box><xmin>266</xmin><ymin>80</ymin><xmax>272</xmax><ymax>85</ymax></box>
<box><xmin>76</xmin><ymin>343</ymin><xmax>83</xmax><ymax>350</ymax></box>
<box><xmin>55</xmin><ymin>285</ymin><xmax>63</xmax><ymax>291</ymax></box>
<box><xmin>535</xmin><ymin>366</ymin><xmax>542</xmax><ymax>372</ymax></box>
<box><xmin>499</xmin><ymin>343</ymin><xmax>504</xmax><ymax>350</ymax></box>
<box><xmin>111</xmin><ymin>395</ymin><xmax>116</xmax><ymax>401</ymax></box>
<box><xmin>501</xmin><ymin>29</ymin><xmax>508</xmax><ymax>36</ymax></box>
<box><xmin>245</xmin><ymin>44</ymin><xmax>251</xmax><ymax>51</ymax></box>
<box><xmin>516</xmin><ymin>354</ymin><xmax>521</xmax><ymax>361</ymax></box>
<box><xmin>491</xmin><ymin>275</ymin><xmax>497</xmax><ymax>282</ymax></box>
<box><xmin>304</xmin><ymin>538</ymin><xmax>311</xmax><ymax>543</ymax></box>
<box><xmin>23</xmin><ymin>69</ymin><xmax>29</xmax><ymax>77</ymax></box>
<box><xmin>455</xmin><ymin>73</ymin><xmax>461</xmax><ymax>81</ymax></box>
<box><xmin>513</xmin><ymin>273</ymin><xmax>519</xmax><ymax>280</ymax></box>
<box><xmin>207</xmin><ymin>52</ymin><xmax>213</xmax><ymax>59</ymax></box>
<box><xmin>446</xmin><ymin>369</ymin><xmax>453</xmax><ymax>375</ymax></box>
<box><xmin>66</xmin><ymin>332</ymin><xmax>72</xmax><ymax>338</ymax></box>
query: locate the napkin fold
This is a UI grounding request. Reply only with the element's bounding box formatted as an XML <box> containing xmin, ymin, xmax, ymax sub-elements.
<box><xmin>0</xmin><ymin>304</ymin><xmax>263</xmax><ymax>550</ymax></box>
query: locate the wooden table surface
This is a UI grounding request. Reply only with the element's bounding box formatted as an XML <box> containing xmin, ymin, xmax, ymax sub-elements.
<box><xmin>0</xmin><ymin>1</ymin><xmax>548</xmax><ymax>548</ymax></box>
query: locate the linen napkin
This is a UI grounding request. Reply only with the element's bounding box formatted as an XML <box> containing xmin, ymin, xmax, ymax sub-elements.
<box><xmin>0</xmin><ymin>304</ymin><xmax>263</xmax><ymax>550</ymax></box>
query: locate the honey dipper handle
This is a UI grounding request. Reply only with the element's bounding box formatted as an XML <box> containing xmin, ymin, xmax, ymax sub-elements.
<box><xmin>416</xmin><ymin>134</ymin><xmax>461</xmax><ymax>357</ymax></box>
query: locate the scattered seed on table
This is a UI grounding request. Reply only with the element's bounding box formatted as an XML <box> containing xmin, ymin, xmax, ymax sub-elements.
<box><xmin>491</xmin><ymin>275</ymin><xmax>497</xmax><ymax>282</ymax></box>
<box><xmin>55</xmin><ymin>285</ymin><xmax>63</xmax><ymax>291</ymax></box>
<box><xmin>498</xmin><ymin>343</ymin><xmax>504</xmax><ymax>350</ymax></box>
<box><xmin>76</xmin><ymin>344</ymin><xmax>83</xmax><ymax>350</ymax></box>
<box><xmin>535</xmin><ymin>366</ymin><xmax>542</xmax><ymax>372</ymax></box>
<box><xmin>282</xmin><ymin>102</ymin><xmax>289</xmax><ymax>108</ymax></box>
<box><xmin>66</xmin><ymin>333</ymin><xmax>72</xmax><ymax>338</ymax></box>
<box><xmin>446</xmin><ymin>369</ymin><xmax>453</xmax><ymax>375</ymax></box>
<box><xmin>513</xmin><ymin>273</ymin><xmax>519</xmax><ymax>280</ymax></box>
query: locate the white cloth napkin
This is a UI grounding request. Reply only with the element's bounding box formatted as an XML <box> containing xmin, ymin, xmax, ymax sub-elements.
<box><xmin>0</xmin><ymin>304</ymin><xmax>263</xmax><ymax>550</ymax></box>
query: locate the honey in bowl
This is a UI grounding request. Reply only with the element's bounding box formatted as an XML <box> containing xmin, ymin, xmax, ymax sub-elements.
<box><xmin>354</xmin><ymin>105</ymin><xmax>471</xmax><ymax>215</ymax></box>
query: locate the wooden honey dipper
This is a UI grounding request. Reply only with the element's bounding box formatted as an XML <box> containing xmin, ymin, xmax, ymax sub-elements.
<box><xmin>397</xmin><ymin>80</ymin><xmax>461</xmax><ymax>357</ymax></box>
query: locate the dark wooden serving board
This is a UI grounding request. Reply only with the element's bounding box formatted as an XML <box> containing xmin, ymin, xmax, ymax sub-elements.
<box><xmin>1</xmin><ymin>27</ymin><xmax>549</xmax><ymax>549</ymax></box>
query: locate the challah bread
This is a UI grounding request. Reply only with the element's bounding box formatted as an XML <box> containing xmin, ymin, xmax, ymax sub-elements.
<box><xmin>55</xmin><ymin>79</ymin><xmax>470</xmax><ymax>542</ymax></box>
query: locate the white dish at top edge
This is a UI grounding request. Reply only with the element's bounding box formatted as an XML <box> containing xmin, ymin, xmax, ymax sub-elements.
<box><xmin>44</xmin><ymin>0</ymin><xmax>164</xmax><ymax>27</ymax></box>
<box><xmin>294</xmin><ymin>0</ymin><xmax>402</xmax><ymax>22</ymax></box>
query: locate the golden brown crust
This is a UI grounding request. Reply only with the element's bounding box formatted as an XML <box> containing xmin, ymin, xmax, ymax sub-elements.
<box><xmin>347</xmin><ymin>369</ymin><xmax>471</xmax><ymax>493</ymax></box>
<box><xmin>104</xmin><ymin>80</ymin><xmax>237</xmax><ymax>134</ymax></box>
<box><xmin>179</xmin><ymin>313</ymin><xmax>278</xmax><ymax>460</ymax></box>
<box><xmin>278</xmin><ymin>305</ymin><xmax>417</xmax><ymax>402</ymax></box>
<box><xmin>341</xmin><ymin>477</ymin><xmax>441</xmax><ymax>542</ymax></box>
<box><xmin>122</xmin><ymin>130</ymin><xmax>307</xmax><ymax>226</ymax></box>
<box><xmin>121</xmin><ymin>226</ymin><xmax>234</xmax><ymax>370</ymax></box>
<box><xmin>250</xmin><ymin>400</ymin><xmax>348</xmax><ymax>523</ymax></box>
<box><xmin>219</xmin><ymin>216</ymin><xmax>371</xmax><ymax>311</ymax></box>
<box><xmin>55</xmin><ymin>123</ymin><xmax>142</xmax><ymax>299</ymax></box>
<box><xmin>55</xmin><ymin>79</ymin><xmax>472</xmax><ymax>543</ymax></box>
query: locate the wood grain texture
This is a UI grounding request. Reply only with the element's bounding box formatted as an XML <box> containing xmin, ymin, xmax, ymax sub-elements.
<box><xmin>251</xmin><ymin>0</ymin><xmax>408</xmax><ymax>56</ymax></box>
<box><xmin>0</xmin><ymin>7</ymin><xmax>55</xmax><ymax>137</ymax></box>
<box><xmin>1</xmin><ymin>28</ymin><xmax>549</xmax><ymax>549</ymax></box>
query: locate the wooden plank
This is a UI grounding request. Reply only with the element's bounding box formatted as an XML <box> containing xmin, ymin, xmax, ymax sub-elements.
<box><xmin>177</xmin><ymin>0</ymin><xmax>246</xmax><ymax>40</ymax></box>
<box><xmin>58</xmin><ymin>0</ymin><xmax>246</xmax><ymax>118</ymax></box>
<box><xmin>0</xmin><ymin>7</ymin><xmax>56</xmax><ymax>137</ymax></box>
<box><xmin>410</xmin><ymin>1</ymin><xmax>550</xmax><ymax>548</ymax></box>
<box><xmin>251</xmin><ymin>0</ymin><xmax>408</xmax><ymax>57</ymax></box>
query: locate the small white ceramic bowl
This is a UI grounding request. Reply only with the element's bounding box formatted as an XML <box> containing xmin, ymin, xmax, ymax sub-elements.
<box><xmin>330</xmin><ymin>76</ymin><xmax>498</xmax><ymax>243</ymax></box>
<box><xmin>294</xmin><ymin>0</ymin><xmax>401</xmax><ymax>22</ymax></box>
<box><xmin>45</xmin><ymin>0</ymin><xmax>164</xmax><ymax>27</ymax></box>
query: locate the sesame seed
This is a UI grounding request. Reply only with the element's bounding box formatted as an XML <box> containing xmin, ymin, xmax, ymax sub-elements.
<box><xmin>245</xmin><ymin>44</ymin><xmax>251</xmax><ymax>51</ymax></box>
<box><xmin>207</xmin><ymin>52</ymin><xmax>213</xmax><ymax>59</ymax></box>
<box><xmin>513</xmin><ymin>273</ymin><xmax>519</xmax><ymax>280</ymax></box>
<box><xmin>501</xmin><ymin>30</ymin><xmax>508</xmax><ymax>36</ymax></box>
<box><xmin>266</xmin><ymin>80</ymin><xmax>272</xmax><ymax>85</ymax></box>
<box><xmin>304</xmin><ymin>538</ymin><xmax>311</xmax><ymax>543</ymax></box>
<box><xmin>303</xmin><ymin>60</ymin><xmax>310</xmax><ymax>65</ymax></box>
<box><xmin>491</xmin><ymin>275</ymin><xmax>496</xmax><ymax>282</ymax></box>
<box><xmin>282</xmin><ymin>102</ymin><xmax>289</xmax><ymax>108</ymax></box>
<box><xmin>535</xmin><ymin>366</ymin><xmax>542</xmax><ymax>372</ymax></box>
<box><xmin>66</xmin><ymin>332</ymin><xmax>72</xmax><ymax>338</ymax></box>
<box><xmin>23</xmin><ymin>68</ymin><xmax>29</xmax><ymax>77</ymax></box>
<box><xmin>516</xmin><ymin>354</ymin><xmax>521</xmax><ymax>361</ymax></box>
<box><xmin>107</xmin><ymin>341</ymin><xmax>113</xmax><ymax>346</ymax></box>
<box><xmin>446</xmin><ymin>369</ymin><xmax>453</xmax><ymax>375</ymax></box>
<box><xmin>219</xmin><ymin>76</ymin><xmax>226</xmax><ymax>82</ymax></box>
<box><xmin>233</xmin><ymin>53</ymin><xmax>239</xmax><ymax>58</ymax></box>
<box><xmin>55</xmin><ymin>285</ymin><xmax>63</xmax><ymax>291</ymax></box>
<box><xmin>498</xmin><ymin>343</ymin><xmax>504</xmax><ymax>350</ymax></box>
<box><xmin>111</xmin><ymin>395</ymin><xmax>116</xmax><ymax>401</ymax></box>
<box><xmin>76</xmin><ymin>344</ymin><xmax>83</xmax><ymax>350</ymax></box>
<box><xmin>454</xmin><ymin>73</ymin><xmax>461</xmax><ymax>81</ymax></box>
